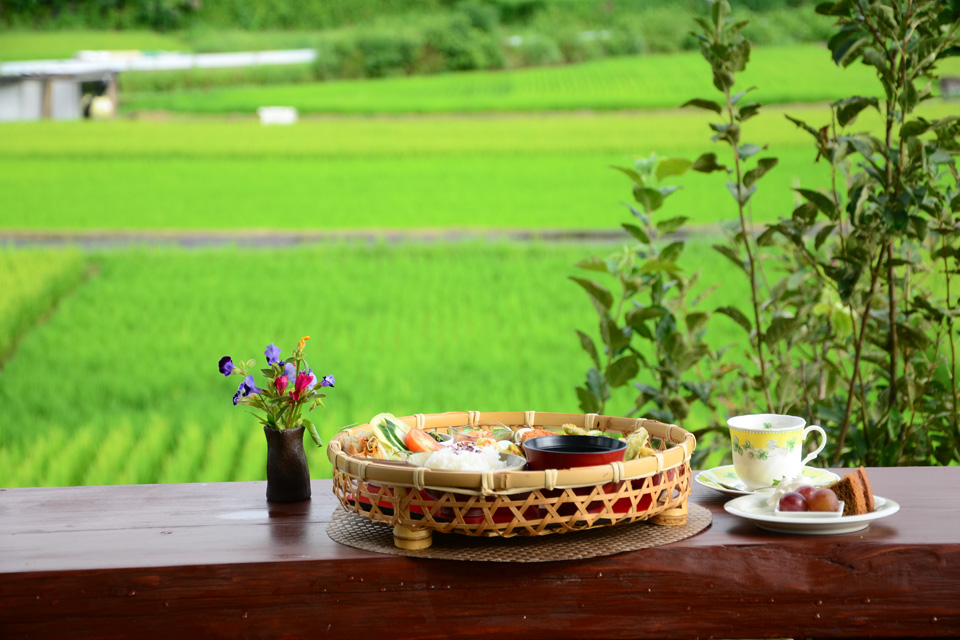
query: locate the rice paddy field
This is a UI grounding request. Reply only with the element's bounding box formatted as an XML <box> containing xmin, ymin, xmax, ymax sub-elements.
<box><xmin>2</xmin><ymin>38</ymin><xmax>958</xmax><ymax>488</ymax></box>
<box><xmin>117</xmin><ymin>44</ymin><xmax>960</xmax><ymax>115</ymax></box>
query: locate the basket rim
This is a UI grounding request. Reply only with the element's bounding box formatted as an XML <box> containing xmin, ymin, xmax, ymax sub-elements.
<box><xmin>327</xmin><ymin>411</ymin><xmax>695</xmax><ymax>496</ymax></box>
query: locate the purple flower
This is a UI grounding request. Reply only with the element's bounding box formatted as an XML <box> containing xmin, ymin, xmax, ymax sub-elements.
<box><xmin>320</xmin><ymin>374</ymin><xmax>335</xmax><ymax>388</ymax></box>
<box><xmin>282</xmin><ymin>361</ymin><xmax>296</xmax><ymax>380</ymax></box>
<box><xmin>265</xmin><ymin>344</ymin><xmax>281</xmax><ymax>365</ymax></box>
<box><xmin>218</xmin><ymin>356</ymin><xmax>234</xmax><ymax>377</ymax></box>
<box><xmin>232</xmin><ymin>374</ymin><xmax>264</xmax><ymax>405</ymax></box>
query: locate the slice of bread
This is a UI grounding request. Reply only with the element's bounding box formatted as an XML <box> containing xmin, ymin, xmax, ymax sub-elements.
<box><xmin>828</xmin><ymin>466</ymin><xmax>875</xmax><ymax>516</ymax></box>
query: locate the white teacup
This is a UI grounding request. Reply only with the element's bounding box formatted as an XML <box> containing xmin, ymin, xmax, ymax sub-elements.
<box><xmin>727</xmin><ymin>414</ymin><xmax>826</xmax><ymax>490</ymax></box>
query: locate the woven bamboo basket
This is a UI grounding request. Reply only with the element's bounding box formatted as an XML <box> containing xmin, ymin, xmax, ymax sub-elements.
<box><xmin>328</xmin><ymin>411</ymin><xmax>695</xmax><ymax>549</ymax></box>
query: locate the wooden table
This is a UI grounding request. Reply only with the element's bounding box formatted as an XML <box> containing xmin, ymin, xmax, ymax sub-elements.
<box><xmin>2</xmin><ymin>467</ymin><xmax>958</xmax><ymax>639</ymax></box>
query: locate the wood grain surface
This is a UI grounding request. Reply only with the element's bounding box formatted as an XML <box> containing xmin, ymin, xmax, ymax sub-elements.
<box><xmin>2</xmin><ymin>467</ymin><xmax>958</xmax><ymax>639</ymax></box>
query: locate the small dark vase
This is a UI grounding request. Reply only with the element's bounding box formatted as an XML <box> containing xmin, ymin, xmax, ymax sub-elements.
<box><xmin>264</xmin><ymin>425</ymin><xmax>311</xmax><ymax>503</ymax></box>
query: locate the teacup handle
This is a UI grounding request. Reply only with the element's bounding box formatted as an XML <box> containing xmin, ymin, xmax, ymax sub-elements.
<box><xmin>800</xmin><ymin>425</ymin><xmax>827</xmax><ymax>466</ymax></box>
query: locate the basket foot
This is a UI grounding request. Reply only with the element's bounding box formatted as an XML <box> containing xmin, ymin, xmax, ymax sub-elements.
<box><xmin>393</xmin><ymin>524</ymin><xmax>432</xmax><ymax>550</ymax></box>
<box><xmin>649</xmin><ymin>500</ymin><xmax>687</xmax><ymax>527</ymax></box>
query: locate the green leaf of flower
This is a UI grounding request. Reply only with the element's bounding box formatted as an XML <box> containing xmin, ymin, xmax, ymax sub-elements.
<box><xmin>302</xmin><ymin>419</ymin><xmax>323</xmax><ymax>447</ymax></box>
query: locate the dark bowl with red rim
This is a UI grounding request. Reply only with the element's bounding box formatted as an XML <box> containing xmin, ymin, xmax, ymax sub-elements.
<box><xmin>522</xmin><ymin>435</ymin><xmax>627</xmax><ymax>470</ymax></box>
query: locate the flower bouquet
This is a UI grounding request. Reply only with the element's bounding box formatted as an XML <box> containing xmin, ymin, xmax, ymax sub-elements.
<box><xmin>218</xmin><ymin>336</ymin><xmax>334</xmax><ymax>502</ymax></box>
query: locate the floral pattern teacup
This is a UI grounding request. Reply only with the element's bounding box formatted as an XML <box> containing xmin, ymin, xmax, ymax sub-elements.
<box><xmin>727</xmin><ymin>414</ymin><xmax>826</xmax><ymax>490</ymax></box>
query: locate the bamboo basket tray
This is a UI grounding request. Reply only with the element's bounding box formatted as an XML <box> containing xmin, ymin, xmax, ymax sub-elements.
<box><xmin>328</xmin><ymin>411</ymin><xmax>695</xmax><ymax>549</ymax></box>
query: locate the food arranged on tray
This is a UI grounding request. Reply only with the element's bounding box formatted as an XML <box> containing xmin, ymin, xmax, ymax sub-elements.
<box><xmin>339</xmin><ymin>412</ymin><xmax>661</xmax><ymax>468</ymax></box>
<box><xmin>327</xmin><ymin>411</ymin><xmax>697</xmax><ymax>547</ymax></box>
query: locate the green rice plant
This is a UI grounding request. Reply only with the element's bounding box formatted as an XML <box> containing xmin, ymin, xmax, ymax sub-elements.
<box><xmin>115</xmin><ymin>415</ymin><xmax>179</xmax><ymax>485</ymax></box>
<box><xmin>12</xmin><ymin>429</ymin><xmax>68</xmax><ymax>487</ymax></box>
<box><xmin>118</xmin><ymin>45</ymin><xmax>960</xmax><ymax>115</ymax></box>
<box><xmin>197</xmin><ymin>420</ymin><xmax>246</xmax><ymax>483</ymax></box>
<box><xmin>0</xmin><ymin>249</ymin><xmax>87</xmax><ymax>361</ymax></box>
<box><xmin>157</xmin><ymin>422</ymin><xmax>207</xmax><ymax>484</ymax></box>
<box><xmin>234</xmin><ymin>427</ymin><xmax>268</xmax><ymax>481</ymax></box>
<box><xmin>82</xmin><ymin>419</ymin><xmax>138</xmax><ymax>486</ymax></box>
<box><xmin>40</xmin><ymin>427</ymin><xmax>99</xmax><ymax>488</ymax></box>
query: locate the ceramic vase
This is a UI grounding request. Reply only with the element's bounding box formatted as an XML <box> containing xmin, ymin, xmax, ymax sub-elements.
<box><xmin>264</xmin><ymin>425</ymin><xmax>311</xmax><ymax>503</ymax></box>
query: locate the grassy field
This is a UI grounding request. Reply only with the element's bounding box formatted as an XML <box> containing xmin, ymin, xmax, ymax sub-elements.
<box><xmin>0</xmin><ymin>241</ymin><xmax>744</xmax><ymax>488</ymax></box>
<box><xmin>4</xmin><ymin>102</ymin><xmax>957</xmax><ymax>233</ymax></box>
<box><xmin>0</xmin><ymin>30</ymin><xmax>189</xmax><ymax>62</ymax></box>
<box><xmin>117</xmin><ymin>44</ymin><xmax>915</xmax><ymax>115</ymax></box>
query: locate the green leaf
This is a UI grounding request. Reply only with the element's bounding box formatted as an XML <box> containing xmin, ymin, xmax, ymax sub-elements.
<box><xmin>738</xmin><ymin>102</ymin><xmax>761</xmax><ymax>122</ymax></box>
<box><xmin>730</xmin><ymin>86</ymin><xmax>757</xmax><ymax>105</ymax></box>
<box><xmin>815</xmin><ymin>223</ymin><xmax>837</xmax><ymax>249</ymax></box>
<box><xmin>681</xmin><ymin>98</ymin><xmax>723</xmax><ymax>114</ymax></box>
<box><xmin>832</xmin><ymin>35</ymin><xmax>869</xmax><ymax>67</ymax></box>
<box><xmin>691</xmin><ymin>152</ymin><xmax>729</xmax><ymax>174</ymax></box>
<box><xmin>575</xmin><ymin>256</ymin><xmax>611</xmax><ymax>273</ymax></box>
<box><xmin>622</xmin><ymin>223</ymin><xmax>650</xmax><ymax>244</ymax></box>
<box><xmin>660</xmin><ymin>241</ymin><xmax>684</xmax><ymax>263</ymax></box>
<box><xmin>302</xmin><ymin>419</ymin><xmax>323</xmax><ymax>447</ymax></box>
<box><xmin>626</xmin><ymin>306</ymin><xmax>666</xmax><ymax>328</ymax></box>
<box><xmin>712</xmin><ymin>244</ymin><xmax>746</xmax><ymax>273</ymax></box>
<box><xmin>743</xmin><ymin>157</ymin><xmax>778</xmax><ymax>187</ymax></box>
<box><xmin>726</xmin><ymin>181</ymin><xmax>757</xmax><ymax>205</ymax></box>
<box><xmin>569</xmin><ymin>276</ymin><xmax>614</xmax><ymax>313</ymax></box>
<box><xmin>655</xmin><ymin>216</ymin><xmax>689</xmax><ymax>234</ymax></box>
<box><xmin>576</xmin><ymin>386</ymin><xmax>602</xmax><ymax>414</ymax></box>
<box><xmin>896</xmin><ymin>322</ymin><xmax>931</xmax><ymax>350</ymax></box>
<box><xmin>606</xmin><ymin>356</ymin><xmax>640</xmax><ymax>388</ymax></box>
<box><xmin>785</xmin><ymin>114</ymin><xmax>822</xmax><ymax>138</ymax></box>
<box><xmin>764</xmin><ymin>316</ymin><xmax>797</xmax><ymax>347</ymax></box>
<box><xmin>656</xmin><ymin>157</ymin><xmax>693</xmax><ymax>180</ymax></box>
<box><xmin>713</xmin><ymin>69</ymin><xmax>735</xmax><ymax>92</ymax></box>
<box><xmin>602</xmin><ymin>317</ymin><xmax>631</xmax><ymax>353</ymax></box>
<box><xmin>834</xmin><ymin>96</ymin><xmax>879</xmax><ymax>127</ymax></box>
<box><xmin>633</xmin><ymin>186</ymin><xmax>664</xmax><ymax>213</ymax></box>
<box><xmin>711</xmin><ymin>0</ymin><xmax>730</xmax><ymax>28</ymax></box>
<box><xmin>795</xmin><ymin>188</ymin><xmax>839</xmax><ymax>219</ymax></box>
<box><xmin>576</xmin><ymin>330</ymin><xmax>600</xmax><ymax>368</ymax></box>
<box><xmin>639</xmin><ymin>259</ymin><xmax>682</xmax><ymax>275</ymax></box>
<box><xmin>929</xmin><ymin>149</ymin><xmax>954</xmax><ymax>165</ymax></box>
<box><xmin>611</xmin><ymin>165</ymin><xmax>643</xmax><ymax>185</ymax></box>
<box><xmin>756</xmin><ymin>226</ymin><xmax>779</xmax><ymax>247</ymax></box>
<box><xmin>901</xmin><ymin>119</ymin><xmax>932</xmax><ymax>137</ymax></box>
<box><xmin>716</xmin><ymin>305</ymin><xmax>752</xmax><ymax>332</ymax></box>
<box><xmin>685</xmin><ymin>311</ymin><xmax>710</xmax><ymax>334</ymax></box>
<box><xmin>738</xmin><ymin>143</ymin><xmax>764</xmax><ymax>160</ymax></box>
<box><xmin>655</xmin><ymin>313</ymin><xmax>677</xmax><ymax>343</ymax></box>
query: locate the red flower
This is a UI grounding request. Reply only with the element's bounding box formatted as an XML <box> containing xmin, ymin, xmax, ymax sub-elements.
<box><xmin>274</xmin><ymin>375</ymin><xmax>288</xmax><ymax>394</ymax></box>
<box><xmin>290</xmin><ymin>371</ymin><xmax>315</xmax><ymax>402</ymax></box>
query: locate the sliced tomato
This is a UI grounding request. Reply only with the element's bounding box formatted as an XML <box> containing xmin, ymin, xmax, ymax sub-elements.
<box><xmin>404</xmin><ymin>427</ymin><xmax>443</xmax><ymax>453</ymax></box>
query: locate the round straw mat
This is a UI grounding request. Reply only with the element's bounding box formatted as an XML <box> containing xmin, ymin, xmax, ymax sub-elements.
<box><xmin>327</xmin><ymin>504</ymin><xmax>711</xmax><ymax>562</ymax></box>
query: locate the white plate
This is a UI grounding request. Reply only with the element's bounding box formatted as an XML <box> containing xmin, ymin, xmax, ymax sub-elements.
<box><xmin>724</xmin><ymin>493</ymin><xmax>900</xmax><ymax>535</ymax></box>
<box><xmin>696</xmin><ymin>465</ymin><xmax>840</xmax><ymax>496</ymax></box>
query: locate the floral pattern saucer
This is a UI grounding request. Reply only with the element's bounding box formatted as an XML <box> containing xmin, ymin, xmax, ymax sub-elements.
<box><xmin>695</xmin><ymin>465</ymin><xmax>840</xmax><ymax>497</ymax></box>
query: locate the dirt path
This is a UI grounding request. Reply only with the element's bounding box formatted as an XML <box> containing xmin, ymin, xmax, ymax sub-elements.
<box><xmin>0</xmin><ymin>228</ymin><xmax>637</xmax><ymax>249</ymax></box>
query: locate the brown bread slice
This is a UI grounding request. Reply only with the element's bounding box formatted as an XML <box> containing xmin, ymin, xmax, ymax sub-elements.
<box><xmin>828</xmin><ymin>467</ymin><xmax>874</xmax><ymax>516</ymax></box>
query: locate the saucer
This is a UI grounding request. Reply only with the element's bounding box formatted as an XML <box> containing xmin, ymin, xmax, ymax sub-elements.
<box><xmin>724</xmin><ymin>493</ymin><xmax>899</xmax><ymax>534</ymax></box>
<box><xmin>695</xmin><ymin>465</ymin><xmax>840</xmax><ymax>496</ymax></box>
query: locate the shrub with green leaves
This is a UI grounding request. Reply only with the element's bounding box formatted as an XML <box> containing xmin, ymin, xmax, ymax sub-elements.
<box><xmin>572</xmin><ymin>154</ymin><xmax>735</xmax><ymax>466</ymax></box>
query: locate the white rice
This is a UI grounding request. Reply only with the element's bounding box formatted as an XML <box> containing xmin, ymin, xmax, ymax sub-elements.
<box><xmin>418</xmin><ymin>446</ymin><xmax>510</xmax><ymax>471</ymax></box>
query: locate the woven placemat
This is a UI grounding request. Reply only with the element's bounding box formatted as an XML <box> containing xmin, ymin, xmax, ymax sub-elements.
<box><xmin>326</xmin><ymin>504</ymin><xmax>711</xmax><ymax>562</ymax></box>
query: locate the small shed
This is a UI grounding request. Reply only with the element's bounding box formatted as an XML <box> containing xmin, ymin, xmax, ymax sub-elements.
<box><xmin>0</xmin><ymin>49</ymin><xmax>316</xmax><ymax>122</ymax></box>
